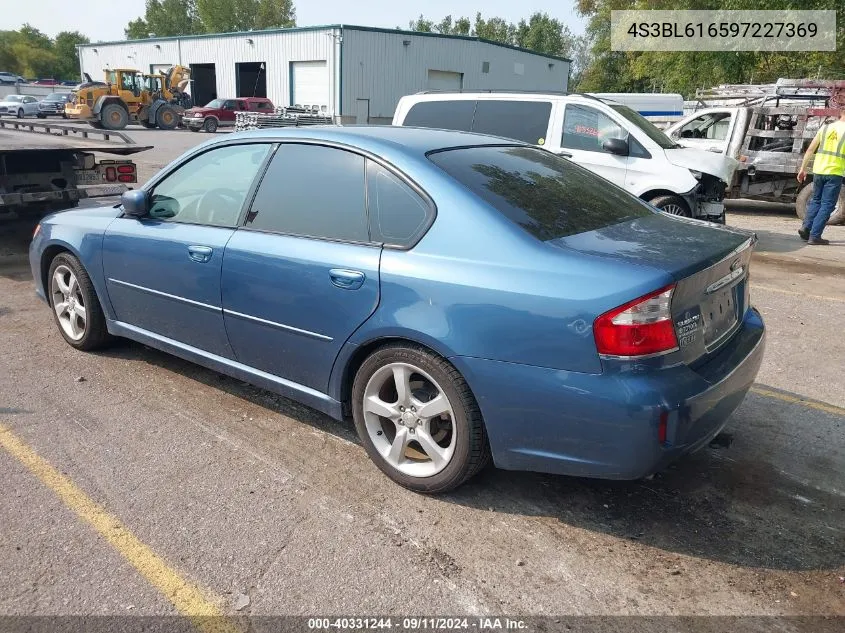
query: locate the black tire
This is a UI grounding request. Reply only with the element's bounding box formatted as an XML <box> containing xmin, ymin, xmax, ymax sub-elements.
<box><xmin>796</xmin><ymin>182</ymin><xmax>845</xmax><ymax>225</ymax></box>
<box><xmin>140</xmin><ymin>119</ymin><xmax>157</xmax><ymax>129</ymax></box>
<box><xmin>88</xmin><ymin>121</ymin><xmax>104</xmax><ymax>129</ymax></box>
<box><xmin>155</xmin><ymin>106</ymin><xmax>178</xmax><ymax>130</ymax></box>
<box><xmin>36</xmin><ymin>113</ymin><xmax>46</xmax><ymax>119</ymax></box>
<box><xmin>649</xmin><ymin>194</ymin><xmax>691</xmax><ymax>217</ymax></box>
<box><xmin>203</xmin><ymin>117</ymin><xmax>218</xmax><ymax>133</ymax></box>
<box><xmin>352</xmin><ymin>343</ymin><xmax>491</xmax><ymax>493</ymax></box>
<box><xmin>188</xmin><ymin>126</ymin><xmax>200</xmax><ymax>132</ymax></box>
<box><xmin>47</xmin><ymin>252</ymin><xmax>111</xmax><ymax>351</ymax></box>
<box><xmin>100</xmin><ymin>103</ymin><xmax>128</xmax><ymax>130</ymax></box>
<box><xmin>16</xmin><ymin>108</ymin><xmax>24</xmax><ymax>118</ymax></box>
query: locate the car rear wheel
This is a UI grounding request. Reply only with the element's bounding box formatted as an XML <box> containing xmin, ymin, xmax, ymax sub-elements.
<box><xmin>48</xmin><ymin>253</ymin><xmax>110</xmax><ymax>351</ymax></box>
<box><xmin>649</xmin><ymin>194</ymin><xmax>691</xmax><ymax>217</ymax></box>
<box><xmin>352</xmin><ymin>344</ymin><xmax>490</xmax><ymax>493</ymax></box>
<box><xmin>203</xmin><ymin>117</ymin><xmax>218</xmax><ymax>133</ymax></box>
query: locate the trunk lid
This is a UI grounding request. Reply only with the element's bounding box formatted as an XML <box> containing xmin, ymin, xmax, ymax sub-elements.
<box><xmin>551</xmin><ymin>213</ymin><xmax>755</xmax><ymax>363</ymax></box>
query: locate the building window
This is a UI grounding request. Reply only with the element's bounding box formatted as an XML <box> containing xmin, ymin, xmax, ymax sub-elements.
<box><xmin>482</xmin><ymin>61</ymin><xmax>490</xmax><ymax>74</ymax></box>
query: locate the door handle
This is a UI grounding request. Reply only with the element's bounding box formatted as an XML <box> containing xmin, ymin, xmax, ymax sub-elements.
<box><xmin>556</xmin><ymin>151</ymin><xmax>573</xmax><ymax>159</ymax></box>
<box><xmin>188</xmin><ymin>245</ymin><xmax>213</xmax><ymax>263</ymax></box>
<box><xmin>329</xmin><ymin>269</ymin><xmax>365</xmax><ymax>290</ymax></box>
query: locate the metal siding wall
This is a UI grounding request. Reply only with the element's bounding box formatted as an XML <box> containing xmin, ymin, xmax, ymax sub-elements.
<box><xmin>78</xmin><ymin>29</ymin><xmax>334</xmax><ymax>110</ymax></box>
<box><xmin>341</xmin><ymin>30</ymin><xmax>570</xmax><ymax>119</ymax></box>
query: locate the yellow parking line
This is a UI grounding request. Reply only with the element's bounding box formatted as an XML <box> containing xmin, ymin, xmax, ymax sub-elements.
<box><xmin>0</xmin><ymin>423</ymin><xmax>241</xmax><ymax>633</ymax></box>
<box><xmin>750</xmin><ymin>388</ymin><xmax>845</xmax><ymax>417</ymax></box>
<box><xmin>751</xmin><ymin>283</ymin><xmax>845</xmax><ymax>303</ymax></box>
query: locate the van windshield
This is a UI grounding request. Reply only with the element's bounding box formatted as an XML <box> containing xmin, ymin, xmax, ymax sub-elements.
<box><xmin>429</xmin><ymin>145</ymin><xmax>654</xmax><ymax>241</ymax></box>
<box><xmin>608</xmin><ymin>104</ymin><xmax>678</xmax><ymax>149</ymax></box>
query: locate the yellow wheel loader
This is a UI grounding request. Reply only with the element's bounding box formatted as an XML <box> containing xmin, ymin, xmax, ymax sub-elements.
<box><xmin>65</xmin><ymin>66</ymin><xmax>192</xmax><ymax>131</ymax></box>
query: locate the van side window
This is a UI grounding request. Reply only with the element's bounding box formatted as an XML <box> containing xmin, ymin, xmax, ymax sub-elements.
<box><xmin>403</xmin><ymin>100</ymin><xmax>474</xmax><ymax>132</ymax></box>
<box><xmin>562</xmin><ymin>104</ymin><xmax>626</xmax><ymax>153</ymax></box>
<box><xmin>472</xmin><ymin>100</ymin><xmax>552</xmax><ymax>145</ymax></box>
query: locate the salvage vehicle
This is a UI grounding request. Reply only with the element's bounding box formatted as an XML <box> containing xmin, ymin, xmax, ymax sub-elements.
<box><xmin>183</xmin><ymin>97</ymin><xmax>274</xmax><ymax>132</ymax></box>
<box><xmin>666</xmin><ymin>78</ymin><xmax>845</xmax><ymax>224</ymax></box>
<box><xmin>393</xmin><ymin>92</ymin><xmax>738</xmax><ymax>222</ymax></box>
<box><xmin>0</xmin><ymin>118</ymin><xmax>149</xmax><ymax>219</ymax></box>
<box><xmin>30</xmin><ymin>127</ymin><xmax>765</xmax><ymax>493</ymax></box>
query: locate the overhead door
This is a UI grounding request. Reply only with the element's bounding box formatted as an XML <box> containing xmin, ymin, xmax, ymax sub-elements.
<box><xmin>427</xmin><ymin>70</ymin><xmax>463</xmax><ymax>92</ymax></box>
<box><xmin>290</xmin><ymin>60</ymin><xmax>329</xmax><ymax>107</ymax></box>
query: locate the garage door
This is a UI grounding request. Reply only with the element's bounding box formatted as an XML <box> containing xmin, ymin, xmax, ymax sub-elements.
<box><xmin>427</xmin><ymin>70</ymin><xmax>463</xmax><ymax>92</ymax></box>
<box><xmin>291</xmin><ymin>60</ymin><xmax>329</xmax><ymax>107</ymax></box>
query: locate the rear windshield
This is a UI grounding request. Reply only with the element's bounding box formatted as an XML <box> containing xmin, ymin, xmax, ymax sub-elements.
<box><xmin>429</xmin><ymin>145</ymin><xmax>654</xmax><ymax>241</ymax></box>
<box><xmin>608</xmin><ymin>104</ymin><xmax>678</xmax><ymax>149</ymax></box>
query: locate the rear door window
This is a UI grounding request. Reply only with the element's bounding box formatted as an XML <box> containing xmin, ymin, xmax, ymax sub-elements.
<box><xmin>429</xmin><ymin>145</ymin><xmax>652</xmax><ymax>241</ymax></box>
<box><xmin>245</xmin><ymin>143</ymin><xmax>369</xmax><ymax>243</ymax></box>
<box><xmin>366</xmin><ymin>161</ymin><xmax>432</xmax><ymax>247</ymax></box>
<box><xmin>471</xmin><ymin>100</ymin><xmax>552</xmax><ymax>145</ymax></box>
<box><xmin>403</xmin><ymin>100</ymin><xmax>475</xmax><ymax>132</ymax></box>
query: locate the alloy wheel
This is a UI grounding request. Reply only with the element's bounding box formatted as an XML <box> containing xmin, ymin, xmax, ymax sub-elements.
<box><xmin>362</xmin><ymin>362</ymin><xmax>457</xmax><ymax>478</ymax></box>
<box><xmin>51</xmin><ymin>265</ymin><xmax>87</xmax><ymax>341</ymax></box>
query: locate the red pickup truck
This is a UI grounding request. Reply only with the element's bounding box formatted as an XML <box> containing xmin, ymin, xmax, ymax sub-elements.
<box><xmin>182</xmin><ymin>97</ymin><xmax>274</xmax><ymax>132</ymax></box>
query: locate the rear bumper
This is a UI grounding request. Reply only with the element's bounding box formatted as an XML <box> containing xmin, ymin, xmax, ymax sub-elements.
<box><xmin>451</xmin><ymin>307</ymin><xmax>765</xmax><ymax>479</ymax></box>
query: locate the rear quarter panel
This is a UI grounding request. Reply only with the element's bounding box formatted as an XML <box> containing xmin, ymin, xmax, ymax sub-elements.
<box><xmin>345</xmin><ymin>161</ymin><xmax>673</xmax><ymax>376</ymax></box>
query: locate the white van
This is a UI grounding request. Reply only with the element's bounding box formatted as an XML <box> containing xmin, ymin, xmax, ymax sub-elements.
<box><xmin>392</xmin><ymin>92</ymin><xmax>738</xmax><ymax>221</ymax></box>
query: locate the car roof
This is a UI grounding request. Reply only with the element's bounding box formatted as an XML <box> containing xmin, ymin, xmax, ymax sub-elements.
<box><xmin>239</xmin><ymin>97</ymin><xmax>271</xmax><ymax>101</ymax></box>
<box><xmin>400</xmin><ymin>91</ymin><xmax>617</xmax><ymax>108</ymax></box>
<box><xmin>229</xmin><ymin>125</ymin><xmax>525</xmax><ymax>157</ymax></box>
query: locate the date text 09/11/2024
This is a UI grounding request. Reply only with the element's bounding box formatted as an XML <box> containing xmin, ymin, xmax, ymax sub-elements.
<box><xmin>626</xmin><ymin>21</ymin><xmax>818</xmax><ymax>39</ymax></box>
<box><xmin>307</xmin><ymin>617</ymin><xmax>528</xmax><ymax>630</ymax></box>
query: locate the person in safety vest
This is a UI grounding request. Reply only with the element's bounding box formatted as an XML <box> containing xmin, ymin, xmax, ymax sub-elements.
<box><xmin>797</xmin><ymin>110</ymin><xmax>845</xmax><ymax>245</ymax></box>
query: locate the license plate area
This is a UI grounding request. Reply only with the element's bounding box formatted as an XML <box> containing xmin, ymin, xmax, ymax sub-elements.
<box><xmin>703</xmin><ymin>286</ymin><xmax>738</xmax><ymax>348</ymax></box>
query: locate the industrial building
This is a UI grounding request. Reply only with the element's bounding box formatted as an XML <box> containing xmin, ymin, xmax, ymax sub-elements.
<box><xmin>77</xmin><ymin>25</ymin><xmax>571</xmax><ymax>123</ymax></box>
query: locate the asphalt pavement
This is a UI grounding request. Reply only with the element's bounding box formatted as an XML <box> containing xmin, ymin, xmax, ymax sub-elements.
<box><xmin>0</xmin><ymin>127</ymin><xmax>843</xmax><ymax>629</ymax></box>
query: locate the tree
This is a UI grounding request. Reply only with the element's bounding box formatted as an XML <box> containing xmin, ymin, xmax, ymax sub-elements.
<box><xmin>406</xmin><ymin>12</ymin><xmax>575</xmax><ymax>59</ymax></box>
<box><xmin>513</xmin><ymin>13</ymin><xmax>575</xmax><ymax>57</ymax></box>
<box><xmin>195</xmin><ymin>0</ymin><xmax>295</xmax><ymax>33</ymax></box>
<box><xmin>575</xmin><ymin>0</ymin><xmax>845</xmax><ymax>96</ymax></box>
<box><xmin>124</xmin><ymin>0</ymin><xmax>202</xmax><ymax>38</ymax></box>
<box><xmin>54</xmin><ymin>31</ymin><xmax>89</xmax><ymax>80</ymax></box>
<box><xmin>408</xmin><ymin>15</ymin><xmax>434</xmax><ymax>33</ymax></box>
<box><xmin>472</xmin><ymin>13</ymin><xmax>513</xmax><ymax>44</ymax></box>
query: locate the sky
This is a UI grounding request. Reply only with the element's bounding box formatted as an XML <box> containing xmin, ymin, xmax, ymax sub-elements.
<box><xmin>0</xmin><ymin>0</ymin><xmax>586</xmax><ymax>43</ymax></box>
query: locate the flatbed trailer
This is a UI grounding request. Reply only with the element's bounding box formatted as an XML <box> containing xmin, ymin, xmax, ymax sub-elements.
<box><xmin>0</xmin><ymin>119</ymin><xmax>151</xmax><ymax>218</ymax></box>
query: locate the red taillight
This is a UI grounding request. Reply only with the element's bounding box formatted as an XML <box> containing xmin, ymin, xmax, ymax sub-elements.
<box><xmin>117</xmin><ymin>174</ymin><xmax>134</xmax><ymax>182</ymax></box>
<box><xmin>117</xmin><ymin>164</ymin><xmax>135</xmax><ymax>174</ymax></box>
<box><xmin>594</xmin><ymin>285</ymin><xmax>678</xmax><ymax>357</ymax></box>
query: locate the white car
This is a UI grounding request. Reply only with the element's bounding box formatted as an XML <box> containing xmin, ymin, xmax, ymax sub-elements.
<box><xmin>393</xmin><ymin>92</ymin><xmax>738</xmax><ymax>222</ymax></box>
<box><xmin>0</xmin><ymin>95</ymin><xmax>40</xmax><ymax>118</ymax></box>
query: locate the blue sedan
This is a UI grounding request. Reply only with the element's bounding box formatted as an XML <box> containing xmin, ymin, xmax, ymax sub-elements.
<box><xmin>30</xmin><ymin>126</ymin><xmax>765</xmax><ymax>493</ymax></box>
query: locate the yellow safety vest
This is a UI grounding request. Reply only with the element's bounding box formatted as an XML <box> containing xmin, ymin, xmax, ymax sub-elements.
<box><xmin>812</xmin><ymin>120</ymin><xmax>845</xmax><ymax>176</ymax></box>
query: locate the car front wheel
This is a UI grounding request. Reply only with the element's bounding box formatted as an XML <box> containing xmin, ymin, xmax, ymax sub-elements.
<box><xmin>352</xmin><ymin>344</ymin><xmax>490</xmax><ymax>493</ymax></box>
<box><xmin>48</xmin><ymin>253</ymin><xmax>110</xmax><ymax>351</ymax></box>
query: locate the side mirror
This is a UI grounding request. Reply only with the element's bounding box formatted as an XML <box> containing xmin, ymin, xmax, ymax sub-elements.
<box><xmin>602</xmin><ymin>137</ymin><xmax>629</xmax><ymax>156</ymax></box>
<box><xmin>121</xmin><ymin>189</ymin><xmax>149</xmax><ymax>217</ymax></box>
